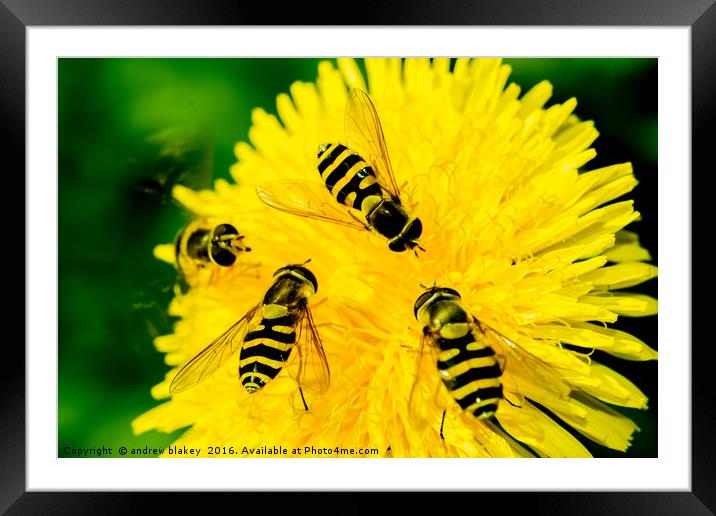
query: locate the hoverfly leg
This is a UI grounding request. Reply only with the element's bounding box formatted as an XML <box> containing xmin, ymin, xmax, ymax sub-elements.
<box><xmin>440</xmin><ymin>409</ymin><xmax>446</xmax><ymax>442</ymax></box>
<box><xmin>348</xmin><ymin>211</ymin><xmax>370</xmax><ymax>230</ymax></box>
<box><xmin>505</xmin><ymin>392</ymin><xmax>523</xmax><ymax>409</ymax></box>
<box><xmin>209</xmin><ymin>267</ymin><xmax>220</xmax><ymax>284</ymax></box>
<box><xmin>298</xmin><ymin>386</ymin><xmax>309</xmax><ymax>412</ymax></box>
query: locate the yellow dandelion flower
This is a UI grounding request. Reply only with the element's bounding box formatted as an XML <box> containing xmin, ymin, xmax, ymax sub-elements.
<box><xmin>133</xmin><ymin>58</ymin><xmax>657</xmax><ymax>458</ymax></box>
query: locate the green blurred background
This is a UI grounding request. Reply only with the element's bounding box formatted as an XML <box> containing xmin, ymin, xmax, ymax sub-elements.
<box><xmin>58</xmin><ymin>58</ymin><xmax>658</xmax><ymax>458</ymax></box>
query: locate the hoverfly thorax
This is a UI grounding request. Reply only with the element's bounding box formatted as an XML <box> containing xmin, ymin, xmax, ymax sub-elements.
<box><xmin>178</xmin><ymin>226</ymin><xmax>211</xmax><ymax>263</ymax></box>
<box><xmin>368</xmin><ymin>199</ymin><xmax>408</xmax><ymax>237</ymax></box>
<box><xmin>266</xmin><ymin>265</ymin><xmax>319</xmax><ymax>308</ymax></box>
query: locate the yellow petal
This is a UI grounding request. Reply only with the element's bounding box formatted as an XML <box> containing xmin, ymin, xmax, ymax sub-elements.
<box><xmin>604</xmin><ymin>230</ymin><xmax>652</xmax><ymax>262</ymax></box>
<box><xmin>581</xmin><ymin>293</ymin><xmax>658</xmax><ymax>317</ymax></box>
<box><xmin>153</xmin><ymin>243</ymin><xmax>176</xmax><ymax>266</ymax></box>
<box><xmin>337</xmin><ymin>58</ymin><xmax>367</xmax><ymax>91</ymax></box>
<box><xmin>552</xmin><ymin>393</ymin><xmax>639</xmax><ymax>452</ymax></box>
<box><xmin>523</xmin><ymin>322</ymin><xmax>657</xmax><ymax>361</ymax></box>
<box><xmin>498</xmin><ymin>401</ymin><xmax>592</xmax><ymax>458</ymax></box>
<box><xmin>576</xmin><ymin>361</ymin><xmax>649</xmax><ymax>409</ymax></box>
<box><xmin>578</xmin><ymin>262</ymin><xmax>658</xmax><ymax>290</ymax></box>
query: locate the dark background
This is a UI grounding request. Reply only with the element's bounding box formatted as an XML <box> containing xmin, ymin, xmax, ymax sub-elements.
<box><xmin>58</xmin><ymin>58</ymin><xmax>657</xmax><ymax>458</ymax></box>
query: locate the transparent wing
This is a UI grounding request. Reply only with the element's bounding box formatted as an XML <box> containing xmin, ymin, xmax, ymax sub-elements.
<box><xmin>476</xmin><ymin>320</ymin><xmax>570</xmax><ymax>394</ymax></box>
<box><xmin>293</xmin><ymin>304</ymin><xmax>331</xmax><ymax>395</ymax></box>
<box><xmin>256</xmin><ymin>180</ymin><xmax>368</xmax><ymax>230</ymax></box>
<box><xmin>345</xmin><ymin>89</ymin><xmax>401</xmax><ymax>199</ymax></box>
<box><xmin>131</xmin><ymin>125</ymin><xmax>213</xmax><ymax>205</ymax></box>
<box><xmin>131</xmin><ymin>276</ymin><xmax>177</xmax><ymax>340</ymax></box>
<box><xmin>169</xmin><ymin>304</ymin><xmax>260</xmax><ymax>393</ymax></box>
<box><xmin>146</xmin><ymin>125</ymin><xmax>214</xmax><ymax>191</ymax></box>
<box><xmin>407</xmin><ymin>332</ymin><xmax>443</xmax><ymax>431</ymax></box>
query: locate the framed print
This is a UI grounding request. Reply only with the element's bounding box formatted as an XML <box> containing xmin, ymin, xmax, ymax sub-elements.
<box><xmin>6</xmin><ymin>0</ymin><xmax>711</xmax><ymax>513</ymax></box>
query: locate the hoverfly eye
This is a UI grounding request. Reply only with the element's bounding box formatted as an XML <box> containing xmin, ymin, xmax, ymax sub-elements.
<box><xmin>413</xmin><ymin>291</ymin><xmax>434</xmax><ymax>318</ymax></box>
<box><xmin>389</xmin><ymin>240</ymin><xmax>407</xmax><ymax>252</ymax></box>
<box><xmin>405</xmin><ymin>218</ymin><xmax>423</xmax><ymax>241</ymax></box>
<box><xmin>213</xmin><ymin>223</ymin><xmax>239</xmax><ymax>238</ymax></box>
<box><xmin>293</xmin><ymin>266</ymin><xmax>319</xmax><ymax>293</ymax></box>
<box><xmin>210</xmin><ymin>245</ymin><xmax>237</xmax><ymax>267</ymax></box>
<box><xmin>440</xmin><ymin>288</ymin><xmax>461</xmax><ymax>300</ymax></box>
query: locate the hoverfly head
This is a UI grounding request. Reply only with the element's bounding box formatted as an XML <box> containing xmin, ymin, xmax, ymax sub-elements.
<box><xmin>388</xmin><ymin>218</ymin><xmax>424</xmax><ymax>253</ymax></box>
<box><xmin>209</xmin><ymin>223</ymin><xmax>250</xmax><ymax>266</ymax></box>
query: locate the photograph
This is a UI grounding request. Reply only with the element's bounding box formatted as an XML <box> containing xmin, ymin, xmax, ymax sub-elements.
<box><xmin>58</xmin><ymin>57</ymin><xmax>659</xmax><ymax>459</ymax></box>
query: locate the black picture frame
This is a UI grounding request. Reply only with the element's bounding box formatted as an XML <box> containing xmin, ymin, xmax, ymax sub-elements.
<box><xmin>6</xmin><ymin>1</ymin><xmax>709</xmax><ymax>513</ymax></box>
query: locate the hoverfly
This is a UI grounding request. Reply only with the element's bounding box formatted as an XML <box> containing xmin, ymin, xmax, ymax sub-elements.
<box><xmin>410</xmin><ymin>285</ymin><xmax>570</xmax><ymax>442</ymax></box>
<box><xmin>169</xmin><ymin>263</ymin><xmax>329</xmax><ymax>409</ymax></box>
<box><xmin>130</xmin><ymin>125</ymin><xmax>214</xmax><ymax>205</ymax></box>
<box><xmin>413</xmin><ymin>286</ymin><xmax>504</xmax><ymax>422</ymax></box>
<box><xmin>257</xmin><ymin>89</ymin><xmax>423</xmax><ymax>253</ymax></box>
<box><xmin>174</xmin><ymin>218</ymin><xmax>251</xmax><ymax>286</ymax></box>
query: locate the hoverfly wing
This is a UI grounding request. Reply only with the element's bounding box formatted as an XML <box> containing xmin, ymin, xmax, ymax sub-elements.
<box><xmin>131</xmin><ymin>275</ymin><xmax>177</xmax><ymax>340</ymax></box>
<box><xmin>293</xmin><ymin>304</ymin><xmax>330</xmax><ymax>395</ymax></box>
<box><xmin>256</xmin><ymin>180</ymin><xmax>368</xmax><ymax>230</ymax></box>
<box><xmin>146</xmin><ymin>125</ymin><xmax>214</xmax><ymax>192</ymax></box>
<box><xmin>345</xmin><ymin>88</ymin><xmax>401</xmax><ymax>200</ymax></box>
<box><xmin>407</xmin><ymin>332</ymin><xmax>444</xmax><ymax>431</ymax></box>
<box><xmin>169</xmin><ymin>304</ymin><xmax>260</xmax><ymax>393</ymax></box>
<box><xmin>478</xmin><ymin>321</ymin><xmax>570</xmax><ymax>396</ymax></box>
<box><xmin>131</xmin><ymin>125</ymin><xmax>214</xmax><ymax>206</ymax></box>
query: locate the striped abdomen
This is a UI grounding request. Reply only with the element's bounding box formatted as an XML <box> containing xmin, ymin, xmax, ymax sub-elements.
<box><xmin>317</xmin><ymin>143</ymin><xmax>383</xmax><ymax>211</ymax></box>
<box><xmin>239</xmin><ymin>312</ymin><xmax>296</xmax><ymax>393</ymax></box>
<box><xmin>437</xmin><ymin>329</ymin><xmax>503</xmax><ymax>420</ymax></box>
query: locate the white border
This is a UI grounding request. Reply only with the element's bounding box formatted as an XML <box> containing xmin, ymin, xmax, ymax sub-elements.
<box><xmin>29</xmin><ymin>27</ymin><xmax>690</xmax><ymax>491</ymax></box>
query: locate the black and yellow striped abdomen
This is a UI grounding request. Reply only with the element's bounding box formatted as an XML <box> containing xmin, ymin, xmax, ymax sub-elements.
<box><xmin>239</xmin><ymin>310</ymin><xmax>297</xmax><ymax>393</ymax></box>
<box><xmin>317</xmin><ymin>143</ymin><xmax>383</xmax><ymax>212</ymax></box>
<box><xmin>436</xmin><ymin>329</ymin><xmax>503</xmax><ymax>420</ymax></box>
